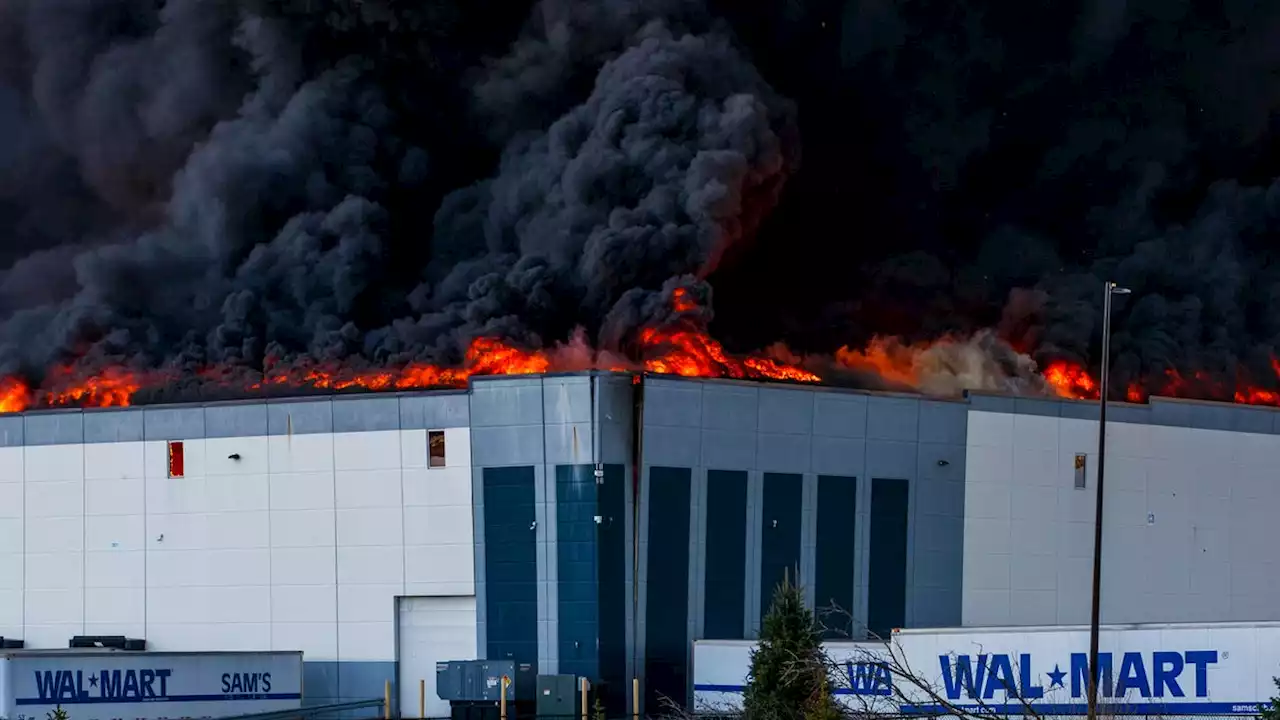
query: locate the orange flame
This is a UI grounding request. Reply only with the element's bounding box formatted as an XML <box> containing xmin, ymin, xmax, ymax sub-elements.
<box><xmin>0</xmin><ymin>329</ymin><xmax>819</xmax><ymax>414</ymax></box>
<box><xmin>640</xmin><ymin>328</ymin><xmax>821</xmax><ymax>382</ymax></box>
<box><xmin>832</xmin><ymin>336</ymin><xmax>931</xmax><ymax>388</ymax></box>
<box><xmin>1043</xmin><ymin>360</ymin><xmax>1098</xmax><ymax>400</ymax></box>
<box><xmin>671</xmin><ymin>287</ymin><xmax>698</xmax><ymax>314</ymax></box>
<box><xmin>43</xmin><ymin>366</ymin><xmax>145</xmax><ymax>408</ymax></box>
<box><xmin>14</xmin><ymin>323</ymin><xmax>1280</xmax><ymax>415</ymax></box>
<box><xmin>248</xmin><ymin>337</ymin><xmax>550</xmax><ymax>394</ymax></box>
<box><xmin>1047</xmin><ymin>358</ymin><xmax>1280</xmax><ymax>408</ymax></box>
<box><xmin>0</xmin><ymin>377</ymin><xmax>30</xmax><ymax>414</ymax></box>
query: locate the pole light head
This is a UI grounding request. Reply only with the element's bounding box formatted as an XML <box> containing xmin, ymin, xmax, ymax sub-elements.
<box><xmin>1109</xmin><ymin>283</ymin><xmax>1131</xmax><ymax>295</ymax></box>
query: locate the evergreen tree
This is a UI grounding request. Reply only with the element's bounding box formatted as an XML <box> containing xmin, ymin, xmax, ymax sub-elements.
<box><xmin>1260</xmin><ymin>678</ymin><xmax>1280</xmax><ymax>720</ymax></box>
<box><xmin>743</xmin><ymin>571</ymin><xmax>835</xmax><ymax>720</ymax></box>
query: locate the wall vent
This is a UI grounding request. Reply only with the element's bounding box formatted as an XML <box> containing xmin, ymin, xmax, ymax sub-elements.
<box><xmin>428</xmin><ymin>430</ymin><xmax>446</xmax><ymax>468</ymax></box>
<box><xmin>168</xmin><ymin>440</ymin><xmax>185</xmax><ymax>478</ymax></box>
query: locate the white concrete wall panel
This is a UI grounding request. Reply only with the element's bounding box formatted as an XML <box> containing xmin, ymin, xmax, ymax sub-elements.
<box><xmin>396</xmin><ymin>596</ymin><xmax>478</xmax><ymax>717</ymax></box>
<box><xmin>0</xmin><ymin>446</ymin><xmax>24</xmax><ymax>640</ymax></box>
<box><xmin>964</xmin><ymin>409</ymin><xmax>1280</xmax><ymax>628</ymax></box>
<box><xmin>0</xmin><ymin>424</ymin><xmax>474</xmax><ymax>665</ymax></box>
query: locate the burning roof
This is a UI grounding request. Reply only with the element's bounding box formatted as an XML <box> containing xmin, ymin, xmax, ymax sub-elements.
<box><xmin>6</xmin><ymin>321</ymin><xmax>1280</xmax><ymax>415</ymax></box>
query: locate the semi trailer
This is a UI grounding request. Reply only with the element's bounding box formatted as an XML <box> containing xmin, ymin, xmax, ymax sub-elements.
<box><xmin>694</xmin><ymin>621</ymin><xmax>1280</xmax><ymax>716</ymax></box>
<box><xmin>0</xmin><ymin>649</ymin><xmax>303</xmax><ymax>720</ymax></box>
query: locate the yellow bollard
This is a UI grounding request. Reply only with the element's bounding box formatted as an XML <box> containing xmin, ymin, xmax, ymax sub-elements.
<box><xmin>419</xmin><ymin>679</ymin><xmax>425</xmax><ymax>719</ymax></box>
<box><xmin>500</xmin><ymin>675</ymin><xmax>510</xmax><ymax>720</ymax></box>
<box><xmin>632</xmin><ymin>677</ymin><xmax>640</xmax><ymax>720</ymax></box>
<box><xmin>384</xmin><ymin>679</ymin><xmax>392</xmax><ymax>720</ymax></box>
<box><xmin>580</xmin><ymin>677</ymin><xmax>590</xmax><ymax>720</ymax></box>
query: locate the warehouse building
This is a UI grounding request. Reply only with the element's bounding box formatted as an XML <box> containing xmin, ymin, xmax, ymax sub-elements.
<box><xmin>0</xmin><ymin>373</ymin><xmax>1274</xmax><ymax>714</ymax></box>
<box><xmin>962</xmin><ymin>393</ymin><xmax>1280</xmax><ymax>628</ymax></box>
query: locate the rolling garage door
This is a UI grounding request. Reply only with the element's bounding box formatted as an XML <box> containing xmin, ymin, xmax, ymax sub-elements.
<box><xmin>397</xmin><ymin>596</ymin><xmax>478</xmax><ymax>718</ymax></box>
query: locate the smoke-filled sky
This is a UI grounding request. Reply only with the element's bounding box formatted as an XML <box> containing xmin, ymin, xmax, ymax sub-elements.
<box><xmin>3</xmin><ymin>0</ymin><xmax>1280</xmax><ymax>395</ymax></box>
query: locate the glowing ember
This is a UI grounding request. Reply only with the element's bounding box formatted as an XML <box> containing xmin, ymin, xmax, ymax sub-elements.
<box><xmin>1043</xmin><ymin>360</ymin><xmax>1098</xmax><ymax>400</ymax></box>
<box><xmin>0</xmin><ymin>330</ymin><xmax>819</xmax><ymax>414</ymax></box>
<box><xmin>241</xmin><ymin>337</ymin><xmax>551</xmax><ymax>394</ymax></box>
<box><xmin>1126</xmin><ymin>384</ymin><xmax>1144</xmax><ymax>403</ymax></box>
<box><xmin>10</xmin><ymin>324</ymin><xmax>1280</xmax><ymax>415</ymax></box>
<box><xmin>465</xmin><ymin>337</ymin><xmax>552</xmax><ymax>376</ymax></box>
<box><xmin>0</xmin><ymin>377</ymin><xmax>30</xmax><ymax>414</ymax></box>
<box><xmin>43</xmin><ymin>366</ymin><xmax>145</xmax><ymax>408</ymax></box>
<box><xmin>833</xmin><ymin>336</ymin><xmax>930</xmax><ymax>389</ymax></box>
<box><xmin>640</xmin><ymin>328</ymin><xmax>821</xmax><ymax>382</ymax></box>
<box><xmin>671</xmin><ymin>287</ymin><xmax>698</xmax><ymax>314</ymax></box>
<box><xmin>1050</xmin><ymin>358</ymin><xmax>1280</xmax><ymax>408</ymax></box>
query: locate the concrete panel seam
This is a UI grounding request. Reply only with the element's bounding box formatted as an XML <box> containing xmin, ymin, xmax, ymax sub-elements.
<box><xmin>800</xmin><ymin>473</ymin><xmax>818</xmax><ymax>609</ymax></box>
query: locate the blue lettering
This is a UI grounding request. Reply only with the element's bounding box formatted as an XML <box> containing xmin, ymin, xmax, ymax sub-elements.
<box><xmin>101</xmin><ymin>670</ymin><xmax>122</xmax><ymax>698</ymax></box>
<box><xmin>939</xmin><ymin>655</ymin><xmax>987</xmax><ymax>700</ymax></box>
<box><xmin>1184</xmin><ymin>651</ymin><xmax>1218</xmax><ymax>698</ymax></box>
<box><xmin>29</xmin><ymin>667</ymin><xmax>178</xmax><ymax>702</ymax></box>
<box><xmin>57</xmin><ymin>670</ymin><xmax>77</xmax><ymax>700</ymax></box>
<box><xmin>1018</xmin><ymin>654</ymin><xmax>1045</xmax><ymax>699</ymax></box>
<box><xmin>1071</xmin><ymin>652</ymin><xmax>1113</xmax><ymax>698</ymax></box>
<box><xmin>844</xmin><ymin>662</ymin><xmax>891</xmax><ymax>696</ymax></box>
<box><xmin>929</xmin><ymin>650</ymin><xmax>1216</xmax><ymax>704</ymax></box>
<box><xmin>941</xmin><ymin>653</ymin><xmax>1044</xmax><ymax>700</ymax></box>
<box><xmin>222</xmin><ymin>672</ymin><xmax>272</xmax><ymax>696</ymax></box>
<box><xmin>1151</xmin><ymin>652</ymin><xmax>1183</xmax><ymax>698</ymax></box>
<box><xmin>982</xmin><ymin>654</ymin><xmax>1015</xmax><ymax>699</ymax></box>
<box><xmin>34</xmin><ymin>671</ymin><xmax>58</xmax><ymax>701</ymax></box>
<box><xmin>1115</xmin><ymin>652</ymin><xmax>1151</xmax><ymax>698</ymax></box>
<box><xmin>122</xmin><ymin>669</ymin><xmax>139</xmax><ymax>699</ymax></box>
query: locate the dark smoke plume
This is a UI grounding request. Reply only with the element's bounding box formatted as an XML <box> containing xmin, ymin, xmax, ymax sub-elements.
<box><xmin>703</xmin><ymin>0</ymin><xmax>1280</xmax><ymax>399</ymax></box>
<box><xmin>4</xmin><ymin>0</ymin><xmax>1280</xmax><ymax>401</ymax></box>
<box><xmin>0</xmin><ymin>0</ymin><xmax>796</xmax><ymax>387</ymax></box>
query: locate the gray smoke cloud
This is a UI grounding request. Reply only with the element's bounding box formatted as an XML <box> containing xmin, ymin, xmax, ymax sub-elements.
<box><xmin>0</xmin><ymin>0</ymin><xmax>799</xmax><ymax>396</ymax></box>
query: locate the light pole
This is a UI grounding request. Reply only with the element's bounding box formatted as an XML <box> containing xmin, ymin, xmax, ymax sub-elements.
<box><xmin>1086</xmin><ymin>280</ymin><xmax>1130</xmax><ymax>720</ymax></box>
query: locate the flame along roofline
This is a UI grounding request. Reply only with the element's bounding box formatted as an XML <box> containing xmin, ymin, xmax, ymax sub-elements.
<box><xmin>3</xmin><ymin>370</ymin><xmax>1276</xmax><ymax>418</ymax></box>
<box><xmin>964</xmin><ymin>387</ymin><xmax>1280</xmax><ymax>412</ymax></box>
<box><xmin>2</xmin><ymin>370</ymin><xmax>973</xmax><ymax>418</ymax></box>
<box><xmin>964</xmin><ymin>387</ymin><xmax>1280</xmax><ymax>438</ymax></box>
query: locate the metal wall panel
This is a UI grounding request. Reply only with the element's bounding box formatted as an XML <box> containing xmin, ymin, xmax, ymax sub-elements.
<box><xmin>0</xmin><ymin>414</ymin><xmax>22</xmax><ymax>446</ymax></box>
<box><xmin>205</xmin><ymin>403</ymin><xmax>269</xmax><ymax>438</ymax></box>
<box><xmin>267</xmin><ymin>399</ymin><xmax>333</xmax><ymax>435</ymax></box>
<box><xmin>398</xmin><ymin>392</ymin><xmax>470</xmax><ymax>430</ymax></box>
<box><xmin>641</xmin><ymin>379</ymin><xmax>971</xmax><ymax>643</ymax></box>
<box><xmin>83</xmin><ymin>409</ymin><xmax>144</xmax><ymax>444</ymax></box>
<box><xmin>24</xmin><ymin>411</ymin><xmax>84</xmax><ymax>445</ymax></box>
<box><xmin>331</xmin><ymin>396</ymin><xmax>400</xmax><ymax>432</ymax></box>
<box><xmin>143</xmin><ymin>406</ymin><xmax>205</xmax><ymax>440</ymax></box>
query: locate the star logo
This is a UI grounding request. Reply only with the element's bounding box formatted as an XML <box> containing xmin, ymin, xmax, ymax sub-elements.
<box><xmin>1047</xmin><ymin>665</ymin><xmax>1066</xmax><ymax>689</ymax></box>
<box><xmin>89</xmin><ymin>675</ymin><xmax>99</xmax><ymax>688</ymax></box>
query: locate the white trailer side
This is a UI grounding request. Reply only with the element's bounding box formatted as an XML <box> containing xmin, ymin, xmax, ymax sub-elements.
<box><xmin>0</xmin><ymin>649</ymin><xmax>303</xmax><ymax>720</ymax></box>
<box><xmin>694</xmin><ymin>621</ymin><xmax>1280</xmax><ymax>716</ymax></box>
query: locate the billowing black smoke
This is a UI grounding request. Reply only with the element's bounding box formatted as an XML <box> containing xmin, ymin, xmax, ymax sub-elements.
<box><xmin>705</xmin><ymin>0</ymin><xmax>1280</xmax><ymax>398</ymax></box>
<box><xmin>0</xmin><ymin>0</ymin><xmax>796</xmax><ymax>388</ymax></box>
<box><xmin>4</xmin><ymin>0</ymin><xmax>1280</xmax><ymax>400</ymax></box>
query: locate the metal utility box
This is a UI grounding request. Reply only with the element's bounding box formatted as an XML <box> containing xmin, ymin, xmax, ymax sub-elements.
<box><xmin>534</xmin><ymin>675</ymin><xmax>577</xmax><ymax>717</ymax></box>
<box><xmin>436</xmin><ymin>660</ymin><xmax>536</xmax><ymax>702</ymax></box>
<box><xmin>438</xmin><ymin>660</ymin><xmax>537</xmax><ymax>720</ymax></box>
